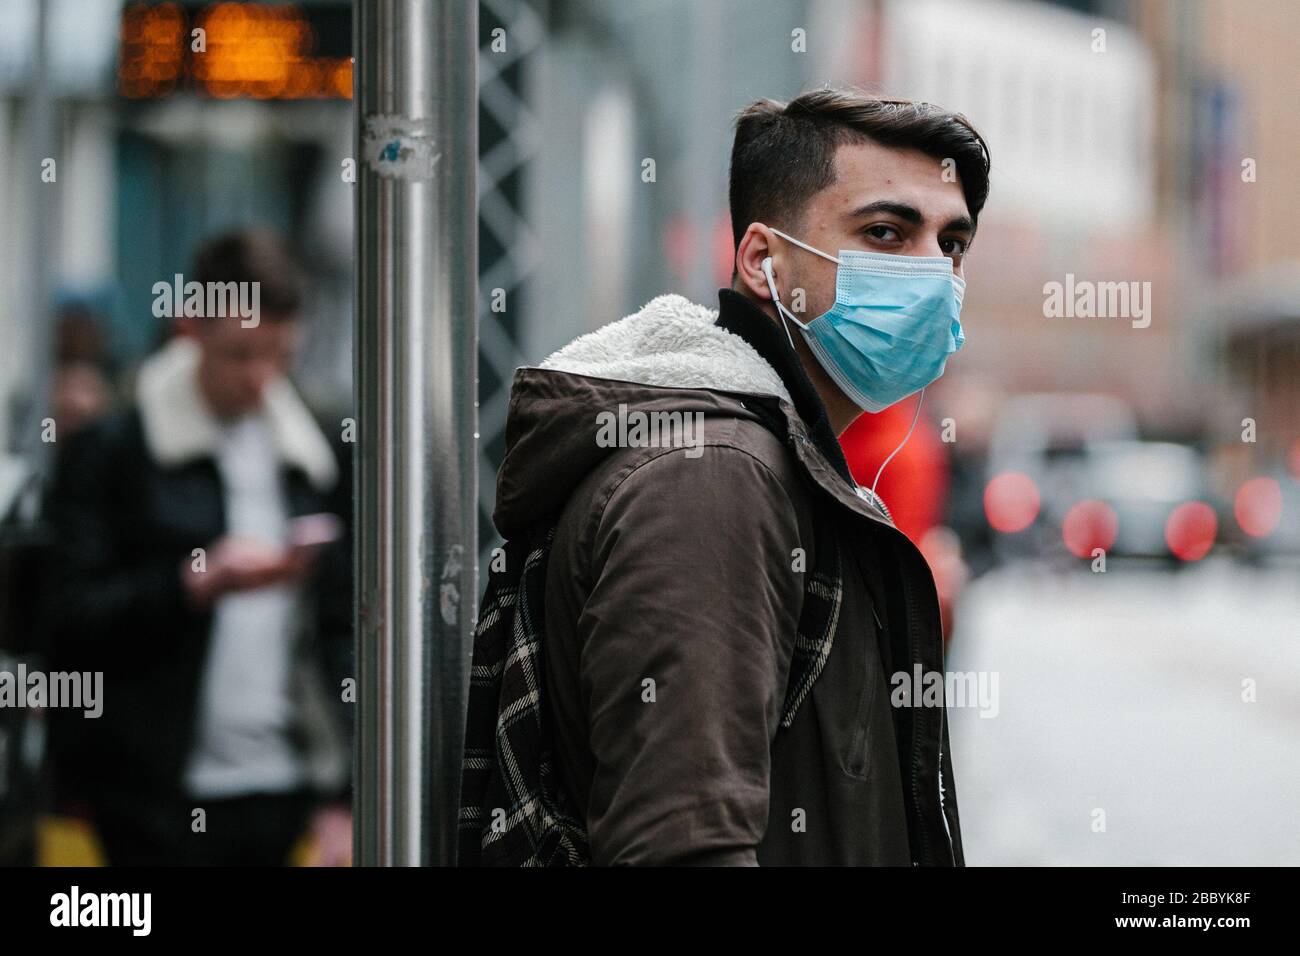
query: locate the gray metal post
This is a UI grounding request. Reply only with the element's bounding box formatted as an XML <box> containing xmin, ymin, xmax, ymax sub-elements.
<box><xmin>354</xmin><ymin>0</ymin><xmax>478</xmax><ymax>867</ymax></box>
<box><xmin>17</xmin><ymin>0</ymin><xmax>57</xmax><ymax>477</ymax></box>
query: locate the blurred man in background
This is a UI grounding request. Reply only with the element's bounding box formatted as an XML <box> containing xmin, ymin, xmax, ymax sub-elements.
<box><xmin>43</xmin><ymin>229</ymin><xmax>353</xmax><ymax>866</ymax></box>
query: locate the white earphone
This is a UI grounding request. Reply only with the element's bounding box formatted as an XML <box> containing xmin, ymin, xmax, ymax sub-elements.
<box><xmin>760</xmin><ymin>256</ymin><xmax>800</xmax><ymax>351</ymax></box>
<box><xmin>761</xmin><ymin>256</ymin><xmax>776</xmax><ymax>291</ymax></box>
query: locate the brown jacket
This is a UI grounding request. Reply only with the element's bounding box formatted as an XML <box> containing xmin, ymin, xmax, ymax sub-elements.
<box><xmin>492</xmin><ymin>289</ymin><xmax>964</xmax><ymax>866</ymax></box>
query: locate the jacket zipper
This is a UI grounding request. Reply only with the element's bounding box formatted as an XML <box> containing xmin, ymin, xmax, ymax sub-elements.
<box><xmin>937</xmin><ymin>707</ymin><xmax>955</xmax><ymax>863</ymax></box>
<box><xmin>855</xmin><ymin>484</ymin><xmax>893</xmax><ymax>524</ymax></box>
<box><xmin>900</xmin><ymin>561</ymin><xmax>929</xmax><ymax>865</ymax></box>
<box><xmin>808</xmin><ymin>443</ymin><xmax>956</xmax><ymax>864</ymax></box>
<box><xmin>856</xmin><ymin>482</ymin><xmax>946</xmax><ymax>864</ymax></box>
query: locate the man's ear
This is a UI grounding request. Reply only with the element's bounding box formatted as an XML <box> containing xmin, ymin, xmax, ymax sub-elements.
<box><xmin>733</xmin><ymin>223</ymin><xmax>779</xmax><ymax>303</ymax></box>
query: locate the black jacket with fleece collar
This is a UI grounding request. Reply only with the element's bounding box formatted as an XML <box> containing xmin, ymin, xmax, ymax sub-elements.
<box><xmin>42</xmin><ymin>337</ymin><xmax>353</xmax><ymax>816</ymax></box>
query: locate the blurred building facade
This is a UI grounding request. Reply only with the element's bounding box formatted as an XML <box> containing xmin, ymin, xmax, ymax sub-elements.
<box><xmin>0</xmin><ymin>0</ymin><xmax>1296</xmax><ymax>543</ymax></box>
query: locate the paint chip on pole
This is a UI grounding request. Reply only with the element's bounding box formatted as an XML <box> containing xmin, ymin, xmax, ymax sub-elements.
<box><xmin>362</xmin><ymin>115</ymin><xmax>442</xmax><ymax>180</ymax></box>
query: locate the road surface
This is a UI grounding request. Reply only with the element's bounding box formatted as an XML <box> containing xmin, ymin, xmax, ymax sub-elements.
<box><xmin>946</xmin><ymin>557</ymin><xmax>1300</xmax><ymax>865</ymax></box>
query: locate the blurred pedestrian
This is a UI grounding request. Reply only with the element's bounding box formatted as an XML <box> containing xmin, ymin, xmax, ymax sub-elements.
<box><xmin>43</xmin><ymin>229</ymin><xmax>353</xmax><ymax>866</ymax></box>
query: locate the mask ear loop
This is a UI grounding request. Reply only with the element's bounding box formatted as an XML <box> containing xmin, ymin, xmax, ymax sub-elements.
<box><xmin>769</xmin><ymin>227</ymin><xmax>841</xmax><ymax>266</ymax></box>
<box><xmin>870</xmin><ymin>387</ymin><xmax>925</xmax><ymax>502</ymax></box>
<box><xmin>761</xmin><ymin>229</ymin><xmax>841</xmax><ymax>353</ymax></box>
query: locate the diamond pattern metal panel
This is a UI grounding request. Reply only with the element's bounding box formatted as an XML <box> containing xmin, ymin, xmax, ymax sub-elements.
<box><xmin>477</xmin><ymin>0</ymin><xmax>543</xmax><ymax>569</ymax></box>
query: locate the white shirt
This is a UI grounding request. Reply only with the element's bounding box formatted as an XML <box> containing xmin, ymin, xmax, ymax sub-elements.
<box><xmin>183</xmin><ymin>413</ymin><xmax>305</xmax><ymax>798</ymax></box>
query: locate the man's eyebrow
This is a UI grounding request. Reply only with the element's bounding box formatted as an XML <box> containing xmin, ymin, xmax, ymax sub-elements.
<box><xmin>845</xmin><ymin>200</ymin><xmax>976</xmax><ymax>236</ymax></box>
<box><xmin>846</xmin><ymin>200</ymin><xmax>923</xmax><ymax>224</ymax></box>
<box><xmin>942</xmin><ymin>214</ymin><xmax>976</xmax><ymax>235</ymax></box>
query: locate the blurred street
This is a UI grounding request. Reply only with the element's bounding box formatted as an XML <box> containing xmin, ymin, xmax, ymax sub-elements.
<box><xmin>0</xmin><ymin>0</ymin><xmax>1296</xmax><ymax>868</ymax></box>
<box><xmin>949</xmin><ymin>558</ymin><xmax>1300</xmax><ymax>865</ymax></box>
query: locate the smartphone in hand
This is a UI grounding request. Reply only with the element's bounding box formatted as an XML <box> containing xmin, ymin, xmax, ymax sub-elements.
<box><xmin>287</xmin><ymin>513</ymin><xmax>344</xmax><ymax>563</ymax></box>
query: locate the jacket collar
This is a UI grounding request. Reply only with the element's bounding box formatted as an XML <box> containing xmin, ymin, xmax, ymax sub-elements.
<box><xmin>538</xmin><ymin>292</ymin><xmax>793</xmax><ymax>401</ymax></box>
<box><xmin>715</xmin><ymin>288</ymin><xmax>854</xmax><ymax>485</ymax></box>
<box><xmin>505</xmin><ymin>289</ymin><xmax>892</xmax><ymax>534</ymax></box>
<box><xmin>135</xmin><ymin>336</ymin><xmax>337</xmax><ymax>491</ymax></box>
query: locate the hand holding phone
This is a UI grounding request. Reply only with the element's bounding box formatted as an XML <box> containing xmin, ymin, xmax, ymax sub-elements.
<box><xmin>287</xmin><ymin>513</ymin><xmax>344</xmax><ymax>563</ymax></box>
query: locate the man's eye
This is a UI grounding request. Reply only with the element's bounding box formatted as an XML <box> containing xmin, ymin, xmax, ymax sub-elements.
<box><xmin>940</xmin><ymin>237</ymin><xmax>969</xmax><ymax>256</ymax></box>
<box><xmin>864</xmin><ymin>224</ymin><xmax>901</xmax><ymax>242</ymax></box>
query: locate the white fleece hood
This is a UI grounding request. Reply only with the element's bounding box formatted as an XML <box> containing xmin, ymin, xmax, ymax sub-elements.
<box><xmin>493</xmin><ymin>293</ymin><xmax>796</xmax><ymax>536</ymax></box>
<box><xmin>136</xmin><ymin>336</ymin><xmax>337</xmax><ymax>491</ymax></box>
<box><xmin>538</xmin><ymin>294</ymin><xmax>792</xmax><ymax>403</ymax></box>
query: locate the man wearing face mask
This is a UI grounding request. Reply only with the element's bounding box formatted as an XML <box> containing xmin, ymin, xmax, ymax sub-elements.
<box><xmin>459</xmin><ymin>89</ymin><xmax>990</xmax><ymax>866</ymax></box>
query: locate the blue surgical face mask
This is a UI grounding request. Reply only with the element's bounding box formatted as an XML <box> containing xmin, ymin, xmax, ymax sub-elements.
<box><xmin>760</xmin><ymin>226</ymin><xmax>966</xmax><ymax>413</ymax></box>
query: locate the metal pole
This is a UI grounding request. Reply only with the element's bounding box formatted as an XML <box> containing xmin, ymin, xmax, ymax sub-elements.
<box><xmin>354</xmin><ymin>0</ymin><xmax>478</xmax><ymax>866</ymax></box>
<box><xmin>17</xmin><ymin>0</ymin><xmax>57</xmax><ymax>478</ymax></box>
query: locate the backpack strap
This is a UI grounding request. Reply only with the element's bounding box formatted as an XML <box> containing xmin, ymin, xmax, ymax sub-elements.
<box><xmin>738</xmin><ymin>399</ymin><xmax>845</xmax><ymax>727</ymax></box>
<box><xmin>457</xmin><ymin>524</ymin><xmax>589</xmax><ymax>866</ymax></box>
<box><xmin>779</xmin><ymin>504</ymin><xmax>842</xmax><ymax>727</ymax></box>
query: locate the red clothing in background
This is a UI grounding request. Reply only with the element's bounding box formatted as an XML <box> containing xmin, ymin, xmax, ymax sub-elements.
<box><xmin>839</xmin><ymin>399</ymin><xmax>949</xmax><ymax>544</ymax></box>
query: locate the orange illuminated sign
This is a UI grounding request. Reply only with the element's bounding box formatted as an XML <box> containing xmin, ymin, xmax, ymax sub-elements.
<box><xmin>119</xmin><ymin>2</ymin><xmax>352</xmax><ymax>100</ymax></box>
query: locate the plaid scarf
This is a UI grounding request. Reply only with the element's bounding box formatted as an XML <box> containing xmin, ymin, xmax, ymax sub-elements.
<box><xmin>457</xmin><ymin>509</ymin><xmax>843</xmax><ymax>866</ymax></box>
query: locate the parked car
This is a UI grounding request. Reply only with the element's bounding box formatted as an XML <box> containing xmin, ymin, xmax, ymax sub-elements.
<box><xmin>1082</xmin><ymin>439</ymin><xmax>1219</xmax><ymax>562</ymax></box>
<box><xmin>984</xmin><ymin>393</ymin><xmax>1138</xmax><ymax>562</ymax></box>
<box><xmin>1234</xmin><ymin>466</ymin><xmax>1300</xmax><ymax>562</ymax></box>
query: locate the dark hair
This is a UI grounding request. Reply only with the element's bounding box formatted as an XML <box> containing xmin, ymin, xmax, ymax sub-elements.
<box><xmin>192</xmin><ymin>228</ymin><xmax>304</xmax><ymax>318</ymax></box>
<box><xmin>729</xmin><ymin>88</ymin><xmax>991</xmax><ymax>250</ymax></box>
